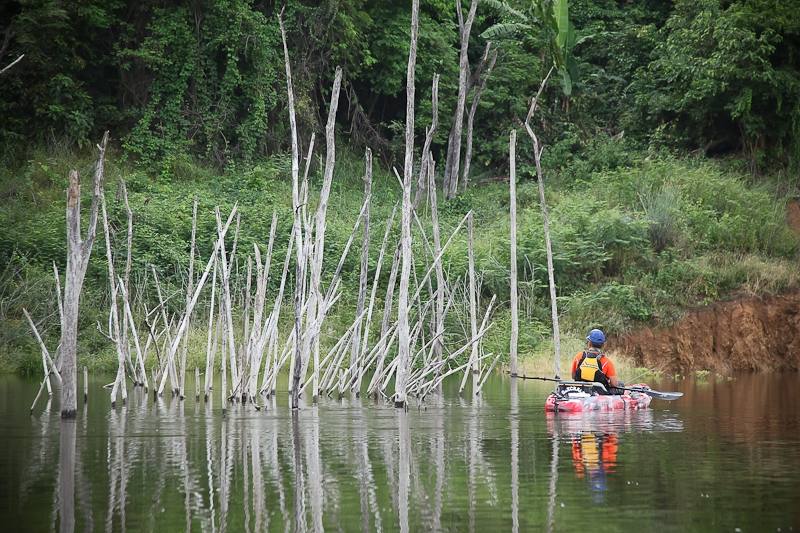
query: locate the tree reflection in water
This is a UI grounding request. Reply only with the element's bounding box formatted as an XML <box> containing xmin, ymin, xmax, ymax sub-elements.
<box><xmin>17</xmin><ymin>379</ymin><xmax>800</xmax><ymax>533</ymax></box>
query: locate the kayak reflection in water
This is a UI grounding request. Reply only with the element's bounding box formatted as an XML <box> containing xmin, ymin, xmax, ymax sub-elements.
<box><xmin>571</xmin><ymin>432</ymin><xmax>618</xmax><ymax>504</ymax></box>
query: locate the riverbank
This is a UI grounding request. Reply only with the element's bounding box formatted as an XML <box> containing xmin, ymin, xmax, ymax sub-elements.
<box><xmin>614</xmin><ymin>290</ymin><xmax>800</xmax><ymax>374</ymax></box>
<box><xmin>1</xmin><ymin>142</ymin><xmax>799</xmax><ymax>375</ymax></box>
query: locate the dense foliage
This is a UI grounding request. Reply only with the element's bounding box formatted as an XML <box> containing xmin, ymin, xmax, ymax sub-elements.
<box><xmin>2</xmin><ymin>0</ymin><xmax>798</xmax><ymax>173</ymax></box>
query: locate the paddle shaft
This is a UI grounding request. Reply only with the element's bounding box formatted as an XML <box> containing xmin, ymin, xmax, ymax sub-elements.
<box><xmin>513</xmin><ymin>374</ymin><xmax>683</xmax><ymax>400</ymax></box>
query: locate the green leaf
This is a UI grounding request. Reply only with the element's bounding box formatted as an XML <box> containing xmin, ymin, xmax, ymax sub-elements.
<box><xmin>555</xmin><ymin>0</ymin><xmax>570</xmax><ymax>50</ymax></box>
<box><xmin>480</xmin><ymin>22</ymin><xmax>532</xmax><ymax>40</ymax></box>
<box><xmin>481</xmin><ymin>0</ymin><xmax>527</xmax><ymax>21</ymax></box>
<box><xmin>560</xmin><ymin>68</ymin><xmax>573</xmax><ymax>96</ymax></box>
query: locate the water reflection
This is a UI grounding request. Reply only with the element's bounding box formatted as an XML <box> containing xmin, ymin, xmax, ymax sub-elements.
<box><xmin>6</xmin><ymin>374</ymin><xmax>800</xmax><ymax>532</ymax></box>
<box><xmin>570</xmin><ymin>432</ymin><xmax>617</xmax><ymax>503</ymax></box>
<box><xmin>58</xmin><ymin>419</ymin><xmax>76</xmax><ymax>533</ymax></box>
<box><xmin>398</xmin><ymin>410</ymin><xmax>409</xmax><ymax>533</ymax></box>
<box><xmin>509</xmin><ymin>378</ymin><xmax>519</xmax><ymax>533</ymax></box>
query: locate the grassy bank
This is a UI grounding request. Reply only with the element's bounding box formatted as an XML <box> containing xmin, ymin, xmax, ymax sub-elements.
<box><xmin>1</xmin><ymin>137</ymin><xmax>798</xmax><ymax>375</ymax></box>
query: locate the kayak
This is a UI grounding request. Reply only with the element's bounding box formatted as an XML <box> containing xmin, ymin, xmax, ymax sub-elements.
<box><xmin>545</xmin><ymin>382</ymin><xmax>653</xmax><ymax>413</ymax></box>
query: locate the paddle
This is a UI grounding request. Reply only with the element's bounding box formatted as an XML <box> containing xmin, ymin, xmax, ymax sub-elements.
<box><xmin>514</xmin><ymin>374</ymin><xmax>684</xmax><ymax>401</ymax></box>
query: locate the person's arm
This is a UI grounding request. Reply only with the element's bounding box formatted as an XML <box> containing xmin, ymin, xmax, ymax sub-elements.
<box><xmin>570</xmin><ymin>353</ymin><xmax>580</xmax><ymax>378</ymax></box>
<box><xmin>604</xmin><ymin>359</ymin><xmax>620</xmax><ymax>388</ymax></box>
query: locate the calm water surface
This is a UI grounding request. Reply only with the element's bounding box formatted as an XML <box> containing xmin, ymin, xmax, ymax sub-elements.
<box><xmin>1</xmin><ymin>373</ymin><xmax>799</xmax><ymax>532</ymax></box>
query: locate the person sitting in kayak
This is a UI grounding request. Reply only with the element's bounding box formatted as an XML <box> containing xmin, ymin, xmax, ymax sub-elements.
<box><xmin>571</xmin><ymin>329</ymin><xmax>622</xmax><ymax>394</ymax></box>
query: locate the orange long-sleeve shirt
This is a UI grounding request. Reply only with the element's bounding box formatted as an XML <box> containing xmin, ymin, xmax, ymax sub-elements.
<box><xmin>570</xmin><ymin>350</ymin><xmax>617</xmax><ymax>380</ymax></box>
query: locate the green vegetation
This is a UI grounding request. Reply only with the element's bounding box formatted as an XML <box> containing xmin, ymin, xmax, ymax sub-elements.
<box><xmin>2</xmin><ymin>138</ymin><xmax>797</xmax><ymax>374</ymax></box>
<box><xmin>2</xmin><ymin>0</ymin><xmax>798</xmax><ymax>172</ymax></box>
<box><xmin>1</xmin><ymin>0</ymin><xmax>799</xmax><ymax>374</ymax></box>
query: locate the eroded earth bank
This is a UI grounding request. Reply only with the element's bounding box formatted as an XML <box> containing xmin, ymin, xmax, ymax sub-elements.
<box><xmin>613</xmin><ymin>291</ymin><xmax>800</xmax><ymax>374</ymax></box>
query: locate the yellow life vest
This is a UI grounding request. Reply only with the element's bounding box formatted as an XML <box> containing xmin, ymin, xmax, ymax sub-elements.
<box><xmin>579</xmin><ymin>355</ymin><xmax>601</xmax><ymax>381</ymax></box>
<box><xmin>575</xmin><ymin>350</ymin><xmax>609</xmax><ymax>386</ymax></box>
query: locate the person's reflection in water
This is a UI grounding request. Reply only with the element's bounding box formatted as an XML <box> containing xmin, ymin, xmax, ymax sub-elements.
<box><xmin>570</xmin><ymin>432</ymin><xmax>618</xmax><ymax>503</ymax></box>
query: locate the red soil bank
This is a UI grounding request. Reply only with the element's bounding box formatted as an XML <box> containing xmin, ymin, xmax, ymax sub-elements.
<box><xmin>612</xmin><ymin>292</ymin><xmax>800</xmax><ymax>373</ymax></box>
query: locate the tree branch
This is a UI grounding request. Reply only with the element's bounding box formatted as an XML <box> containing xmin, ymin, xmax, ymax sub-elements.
<box><xmin>82</xmin><ymin>131</ymin><xmax>108</xmax><ymax>260</ymax></box>
<box><xmin>0</xmin><ymin>53</ymin><xmax>23</xmax><ymax>76</ymax></box>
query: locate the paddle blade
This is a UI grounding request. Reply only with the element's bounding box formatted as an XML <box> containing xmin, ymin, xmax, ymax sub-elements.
<box><xmin>634</xmin><ymin>388</ymin><xmax>683</xmax><ymax>401</ymax></box>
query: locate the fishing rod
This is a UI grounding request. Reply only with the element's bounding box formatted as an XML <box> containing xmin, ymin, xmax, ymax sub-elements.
<box><xmin>514</xmin><ymin>374</ymin><xmax>684</xmax><ymax>401</ymax></box>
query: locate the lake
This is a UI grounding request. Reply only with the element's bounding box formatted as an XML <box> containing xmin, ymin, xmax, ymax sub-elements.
<box><xmin>1</xmin><ymin>373</ymin><xmax>798</xmax><ymax>532</ymax></box>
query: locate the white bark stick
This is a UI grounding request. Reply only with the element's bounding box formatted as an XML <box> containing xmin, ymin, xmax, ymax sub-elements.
<box><xmin>121</xmin><ymin>181</ymin><xmax>135</xmax><ymax>384</ymax></box>
<box><xmin>353</xmin><ymin>204</ymin><xmax>397</xmax><ymax>393</ymax></box>
<box><xmin>0</xmin><ymin>53</ymin><xmax>24</xmax><ymax>75</ymax></box>
<box><xmin>280</xmin><ymin>10</ymin><xmax>307</xmax><ymax>410</ymax></box>
<box><xmin>23</xmin><ymin>308</ymin><xmax>62</xmax><ymax>386</ymax></box>
<box><xmin>156</xmin><ymin>206</ymin><xmax>237</xmax><ymax>395</ymax></box>
<box><xmin>413</xmin><ymin>74</ymin><xmax>440</xmax><ymax>209</ymax></box>
<box><xmin>428</xmin><ymin>160</ymin><xmax>446</xmax><ymax>374</ymax></box>
<box><xmin>350</xmin><ymin>148</ymin><xmax>372</xmax><ymax>394</ymax></box>
<box><xmin>204</xmin><ymin>264</ymin><xmax>217</xmax><ymax>397</ymax></box>
<box><xmin>462</xmin><ymin>44</ymin><xmax>497</xmax><ymax>192</ymax></box>
<box><xmin>509</xmin><ymin>129</ymin><xmax>519</xmax><ymax>377</ymax></box>
<box><xmin>395</xmin><ymin>0</ymin><xmax>419</xmax><ymax>408</ymax></box>
<box><xmin>118</xmin><ymin>278</ymin><xmax>148</xmax><ymax>391</ymax></box>
<box><xmin>444</xmin><ymin>0</ymin><xmax>478</xmax><ymax>198</ymax></box>
<box><xmin>101</xmin><ymin>194</ymin><xmax>127</xmax><ymax>407</ymax></box>
<box><xmin>467</xmin><ymin>212</ymin><xmax>478</xmax><ymax>374</ymax></box>
<box><xmin>523</xmin><ymin>67</ymin><xmax>562</xmax><ymax>378</ymax></box>
<box><xmin>309</xmin><ymin>66</ymin><xmax>343</xmax><ymax>400</ymax></box>
<box><xmin>180</xmin><ymin>197</ymin><xmax>198</xmax><ymax>396</ymax></box>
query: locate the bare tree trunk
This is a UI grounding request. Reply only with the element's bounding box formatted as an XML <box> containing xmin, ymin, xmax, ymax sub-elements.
<box><xmin>443</xmin><ymin>0</ymin><xmax>478</xmax><ymax>199</ymax></box>
<box><xmin>395</xmin><ymin>0</ymin><xmax>419</xmax><ymax>409</ymax></box>
<box><xmin>428</xmin><ymin>160</ymin><xmax>446</xmax><ymax>383</ymax></box>
<box><xmin>523</xmin><ymin>68</ymin><xmax>562</xmax><ymax>378</ymax></box>
<box><xmin>461</xmin><ymin>44</ymin><xmax>497</xmax><ymax>193</ymax></box>
<box><xmin>509</xmin><ymin>129</ymin><xmax>519</xmax><ymax>377</ymax></box>
<box><xmin>101</xmin><ymin>192</ymin><xmax>127</xmax><ymax>407</ymax></box>
<box><xmin>60</xmin><ymin>132</ymin><xmax>107</xmax><ymax>418</ymax></box>
<box><xmin>350</xmin><ymin>148</ymin><xmax>372</xmax><ymax>395</ymax></box>
<box><xmin>354</xmin><ymin>206</ymin><xmax>396</xmax><ymax>395</ymax></box>
<box><xmin>309</xmin><ymin>67</ymin><xmax>343</xmax><ymax>400</ymax></box>
<box><xmin>156</xmin><ymin>207</ymin><xmax>235</xmax><ymax>396</ymax></box>
<box><xmin>180</xmin><ymin>197</ymin><xmax>198</xmax><ymax>398</ymax></box>
<box><xmin>214</xmin><ymin>211</ymin><xmax>238</xmax><ymax>399</ymax></box>
<box><xmin>413</xmin><ymin>74</ymin><xmax>440</xmax><ymax>210</ymax></box>
<box><xmin>467</xmin><ymin>212</ymin><xmax>478</xmax><ymax>374</ymax></box>
<box><xmin>280</xmin><ymin>10</ymin><xmax>306</xmax><ymax>410</ymax></box>
<box><xmin>120</xmin><ymin>181</ymin><xmax>135</xmax><ymax>385</ymax></box>
<box><xmin>204</xmin><ymin>265</ymin><xmax>217</xmax><ymax>398</ymax></box>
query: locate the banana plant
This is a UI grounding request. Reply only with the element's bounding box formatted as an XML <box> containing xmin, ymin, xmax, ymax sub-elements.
<box><xmin>481</xmin><ymin>0</ymin><xmax>586</xmax><ymax>96</ymax></box>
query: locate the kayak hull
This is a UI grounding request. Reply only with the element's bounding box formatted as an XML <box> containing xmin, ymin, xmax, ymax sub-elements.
<box><xmin>544</xmin><ymin>383</ymin><xmax>653</xmax><ymax>413</ymax></box>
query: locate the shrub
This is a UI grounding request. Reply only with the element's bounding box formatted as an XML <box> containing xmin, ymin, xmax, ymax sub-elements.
<box><xmin>563</xmin><ymin>282</ymin><xmax>653</xmax><ymax>335</ymax></box>
<box><xmin>637</xmin><ymin>182</ymin><xmax>684</xmax><ymax>252</ymax></box>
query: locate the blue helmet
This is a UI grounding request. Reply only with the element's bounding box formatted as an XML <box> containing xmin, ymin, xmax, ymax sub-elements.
<box><xmin>586</xmin><ymin>328</ymin><xmax>606</xmax><ymax>345</ymax></box>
